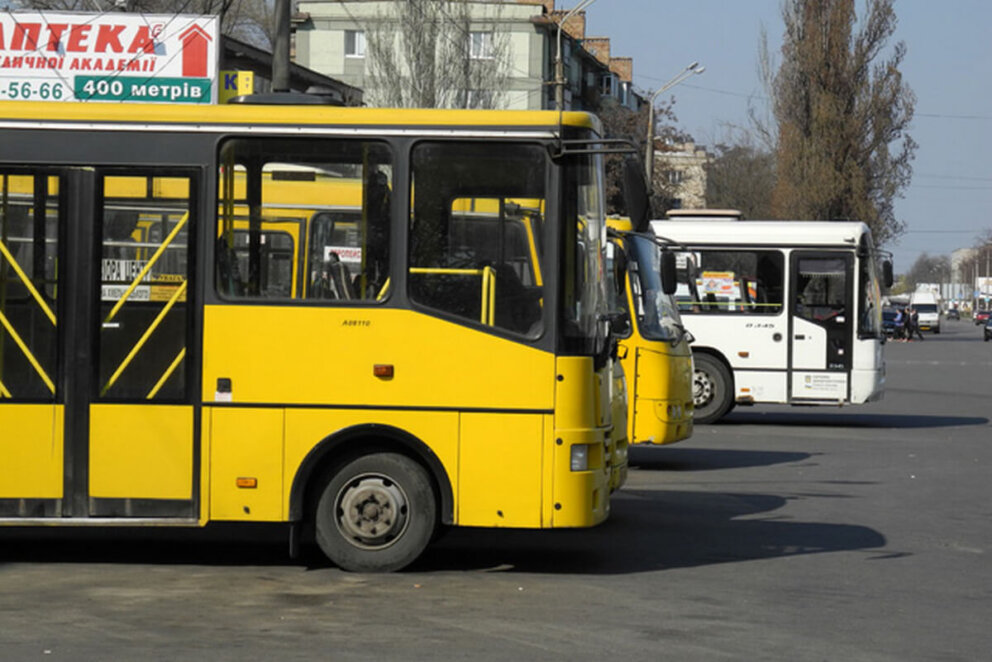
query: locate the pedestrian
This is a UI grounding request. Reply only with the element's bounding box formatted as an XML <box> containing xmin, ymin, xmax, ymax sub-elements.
<box><xmin>894</xmin><ymin>307</ymin><xmax>905</xmax><ymax>341</ymax></box>
<box><xmin>910</xmin><ymin>306</ymin><xmax>924</xmax><ymax>341</ymax></box>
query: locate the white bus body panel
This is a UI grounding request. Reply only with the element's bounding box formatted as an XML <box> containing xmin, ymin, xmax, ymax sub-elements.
<box><xmin>851</xmin><ymin>336</ymin><xmax>886</xmax><ymax>403</ymax></box>
<box><xmin>791</xmin><ymin>317</ymin><xmax>828</xmax><ymax>370</ymax></box>
<box><xmin>653</xmin><ymin>219</ymin><xmax>886</xmax><ymax>410</ymax></box>
<box><xmin>687</xmin><ymin>315</ymin><xmax>789</xmax><ymax>403</ymax></box>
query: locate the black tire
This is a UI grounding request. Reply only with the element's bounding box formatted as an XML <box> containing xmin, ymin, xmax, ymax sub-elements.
<box><xmin>692</xmin><ymin>353</ymin><xmax>734</xmax><ymax>424</ymax></box>
<box><xmin>315</xmin><ymin>452</ymin><xmax>437</xmax><ymax>572</ymax></box>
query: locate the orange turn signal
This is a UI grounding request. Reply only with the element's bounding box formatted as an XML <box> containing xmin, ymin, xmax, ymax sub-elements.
<box><xmin>236</xmin><ymin>477</ymin><xmax>258</xmax><ymax>489</ymax></box>
<box><xmin>374</xmin><ymin>364</ymin><xmax>394</xmax><ymax>378</ymax></box>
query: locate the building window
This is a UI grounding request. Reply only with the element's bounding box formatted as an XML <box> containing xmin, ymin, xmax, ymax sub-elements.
<box><xmin>345</xmin><ymin>30</ymin><xmax>366</xmax><ymax>58</ymax></box>
<box><xmin>600</xmin><ymin>74</ymin><xmax>617</xmax><ymax>97</ymax></box>
<box><xmin>665</xmin><ymin>170</ymin><xmax>685</xmax><ymax>186</ymax></box>
<box><xmin>469</xmin><ymin>31</ymin><xmax>493</xmax><ymax>59</ymax></box>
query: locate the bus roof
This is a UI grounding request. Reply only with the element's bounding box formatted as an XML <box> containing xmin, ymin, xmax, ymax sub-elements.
<box><xmin>651</xmin><ymin>220</ymin><xmax>873</xmax><ymax>248</ymax></box>
<box><xmin>0</xmin><ymin>100</ymin><xmax>599</xmax><ymax>133</ymax></box>
<box><xmin>665</xmin><ymin>209</ymin><xmax>742</xmax><ymax>220</ymax></box>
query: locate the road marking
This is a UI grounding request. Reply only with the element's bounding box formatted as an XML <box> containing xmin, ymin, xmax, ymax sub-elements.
<box><xmin>887</xmin><ymin>360</ymin><xmax>992</xmax><ymax>366</ymax></box>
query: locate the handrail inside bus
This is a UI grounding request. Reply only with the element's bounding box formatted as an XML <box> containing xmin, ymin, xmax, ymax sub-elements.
<box><xmin>0</xmin><ymin>236</ymin><xmax>57</xmax><ymax>326</ymax></box>
<box><xmin>146</xmin><ymin>347</ymin><xmax>186</xmax><ymax>400</ymax></box>
<box><xmin>101</xmin><ymin>280</ymin><xmax>188</xmax><ymax>396</ymax></box>
<box><xmin>409</xmin><ymin>266</ymin><xmax>496</xmax><ymax>326</ymax></box>
<box><xmin>0</xmin><ymin>308</ymin><xmax>55</xmax><ymax>395</ymax></box>
<box><xmin>103</xmin><ymin>210</ymin><xmax>189</xmax><ymax>325</ymax></box>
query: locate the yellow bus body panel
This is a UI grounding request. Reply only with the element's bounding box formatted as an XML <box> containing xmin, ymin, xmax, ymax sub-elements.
<box><xmin>199</xmin><ymin>306</ymin><xmax>611</xmax><ymax>529</ymax></box>
<box><xmin>550</xmin><ymin>357</ymin><xmax>611</xmax><ymax>527</ymax></box>
<box><xmin>0</xmin><ymin>405</ymin><xmax>63</xmax><ymax>498</ymax></box>
<box><xmin>88</xmin><ymin>404</ymin><xmax>193</xmax><ymax>499</ymax></box>
<box><xmin>620</xmin><ymin>340</ymin><xmax>695</xmax><ymax>445</ymax></box>
<box><xmin>0</xmin><ymin>102</ymin><xmax>598</xmax><ymax>132</ymax></box>
<box><xmin>208</xmin><ymin>407</ymin><xmax>285</xmax><ymax>521</ymax></box>
<box><xmin>201</xmin><ymin>306</ymin><xmax>554</xmax><ymax>410</ymax></box>
<box><xmin>459</xmin><ymin>412</ymin><xmax>545</xmax><ymax>527</ymax></box>
<box><xmin>609</xmin><ymin>362</ymin><xmax>630</xmax><ymax>491</ymax></box>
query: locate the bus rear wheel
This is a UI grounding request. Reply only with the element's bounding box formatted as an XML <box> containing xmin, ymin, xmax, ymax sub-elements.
<box><xmin>315</xmin><ymin>452</ymin><xmax>437</xmax><ymax>572</ymax></box>
<box><xmin>692</xmin><ymin>354</ymin><xmax>733</xmax><ymax>424</ymax></box>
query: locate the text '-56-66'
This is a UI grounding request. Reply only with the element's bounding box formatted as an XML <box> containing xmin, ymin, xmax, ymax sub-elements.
<box><xmin>3</xmin><ymin>81</ymin><xmax>67</xmax><ymax>100</ymax></box>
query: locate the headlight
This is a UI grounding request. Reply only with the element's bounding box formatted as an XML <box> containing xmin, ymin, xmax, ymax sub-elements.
<box><xmin>570</xmin><ymin>444</ymin><xmax>590</xmax><ymax>471</ymax></box>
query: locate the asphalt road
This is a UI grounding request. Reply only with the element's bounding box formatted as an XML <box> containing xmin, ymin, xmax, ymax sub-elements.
<box><xmin>1</xmin><ymin>319</ymin><xmax>990</xmax><ymax>661</ymax></box>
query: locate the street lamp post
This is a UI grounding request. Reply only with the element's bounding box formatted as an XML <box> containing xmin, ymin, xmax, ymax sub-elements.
<box><xmin>644</xmin><ymin>62</ymin><xmax>705</xmax><ymax>188</ymax></box>
<box><xmin>555</xmin><ymin>0</ymin><xmax>597</xmax><ymax>111</ymax></box>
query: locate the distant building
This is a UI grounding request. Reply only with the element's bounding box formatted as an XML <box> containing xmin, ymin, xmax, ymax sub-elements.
<box><xmin>654</xmin><ymin>141</ymin><xmax>710</xmax><ymax>209</ymax></box>
<box><xmin>222</xmin><ymin>35</ymin><xmax>363</xmax><ymax>105</ymax></box>
<box><xmin>293</xmin><ymin>0</ymin><xmax>640</xmax><ymax>110</ymax></box>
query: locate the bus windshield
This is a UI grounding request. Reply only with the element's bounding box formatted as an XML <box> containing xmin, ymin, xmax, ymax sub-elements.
<box><xmin>627</xmin><ymin>235</ymin><xmax>682</xmax><ymax>342</ymax></box>
<box><xmin>562</xmin><ymin>150</ymin><xmax>609</xmax><ymax>357</ymax></box>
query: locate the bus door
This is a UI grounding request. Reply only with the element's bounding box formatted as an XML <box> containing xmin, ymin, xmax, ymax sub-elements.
<box><xmin>85</xmin><ymin>172</ymin><xmax>198</xmax><ymax>519</ymax></box>
<box><xmin>0</xmin><ymin>171</ymin><xmax>62</xmax><ymax>517</ymax></box>
<box><xmin>789</xmin><ymin>252</ymin><xmax>853</xmax><ymax>401</ymax></box>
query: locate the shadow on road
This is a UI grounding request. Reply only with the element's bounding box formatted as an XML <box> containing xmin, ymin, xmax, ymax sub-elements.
<box><xmin>412</xmin><ymin>488</ymin><xmax>886</xmax><ymax>574</ymax></box>
<box><xmin>719</xmin><ymin>411</ymin><xmax>988</xmax><ymax>429</ymax></box>
<box><xmin>628</xmin><ymin>446</ymin><xmax>813</xmax><ymax>472</ymax></box>
<box><xmin>0</xmin><ymin>487</ymin><xmax>887</xmax><ymax>576</ymax></box>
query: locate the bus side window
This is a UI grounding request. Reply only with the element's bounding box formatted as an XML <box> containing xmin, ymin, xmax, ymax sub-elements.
<box><xmin>217</xmin><ymin>138</ymin><xmax>393</xmax><ymax>303</ymax></box>
<box><xmin>408</xmin><ymin>142</ymin><xmax>547</xmax><ymax>337</ymax></box>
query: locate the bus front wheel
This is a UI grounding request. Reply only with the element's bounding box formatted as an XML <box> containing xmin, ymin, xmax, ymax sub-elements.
<box><xmin>315</xmin><ymin>452</ymin><xmax>437</xmax><ymax>572</ymax></box>
<box><xmin>692</xmin><ymin>354</ymin><xmax>733</xmax><ymax>424</ymax></box>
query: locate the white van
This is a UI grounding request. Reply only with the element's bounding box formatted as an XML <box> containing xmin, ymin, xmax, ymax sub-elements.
<box><xmin>910</xmin><ymin>291</ymin><xmax>941</xmax><ymax>333</ymax></box>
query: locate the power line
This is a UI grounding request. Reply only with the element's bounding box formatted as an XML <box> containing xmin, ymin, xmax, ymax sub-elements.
<box><xmin>911</xmin><ymin>184</ymin><xmax>992</xmax><ymax>191</ymax></box>
<box><xmin>917</xmin><ymin>173</ymin><xmax>992</xmax><ymax>182</ymax></box>
<box><xmin>635</xmin><ymin>77</ymin><xmax>992</xmax><ymax>122</ymax></box>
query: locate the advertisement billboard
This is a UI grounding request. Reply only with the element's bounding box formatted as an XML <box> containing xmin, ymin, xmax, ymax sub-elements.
<box><xmin>0</xmin><ymin>12</ymin><xmax>218</xmax><ymax>103</ymax></box>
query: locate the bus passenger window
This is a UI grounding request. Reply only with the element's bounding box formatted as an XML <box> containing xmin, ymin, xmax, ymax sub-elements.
<box><xmin>99</xmin><ymin>174</ymin><xmax>192</xmax><ymax>401</ymax></box>
<box><xmin>680</xmin><ymin>250</ymin><xmax>784</xmax><ymax>316</ymax></box>
<box><xmin>0</xmin><ymin>171</ymin><xmax>59</xmax><ymax>401</ymax></box>
<box><xmin>796</xmin><ymin>257</ymin><xmax>847</xmax><ymax>322</ymax></box>
<box><xmin>216</xmin><ymin>138</ymin><xmax>393</xmax><ymax>303</ymax></box>
<box><xmin>408</xmin><ymin>142</ymin><xmax>547</xmax><ymax>337</ymax></box>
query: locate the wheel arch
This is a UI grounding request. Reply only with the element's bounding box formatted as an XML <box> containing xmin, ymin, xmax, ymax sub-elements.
<box><xmin>288</xmin><ymin>424</ymin><xmax>454</xmax><ymax>526</ymax></box>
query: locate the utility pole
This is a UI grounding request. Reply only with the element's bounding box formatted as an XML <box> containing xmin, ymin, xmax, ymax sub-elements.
<box><xmin>554</xmin><ymin>0</ymin><xmax>596</xmax><ymax>111</ymax></box>
<box><xmin>272</xmin><ymin>0</ymin><xmax>291</xmax><ymax>93</ymax></box>
<box><xmin>643</xmin><ymin>62</ymin><xmax>704</xmax><ymax>187</ymax></box>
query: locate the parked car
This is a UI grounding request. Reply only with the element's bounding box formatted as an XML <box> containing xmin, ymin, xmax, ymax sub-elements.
<box><xmin>882</xmin><ymin>308</ymin><xmax>900</xmax><ymax>336</ymax></box>
<box><xmin>976</xmin><ymin>309</ymin><xmax>992</xmax><ymax>326</ymax></box>
<box><xmin>946</xmin><ymin>308</ymin><xmax>960</xmax><ymax>321</ymax></box>
<box><xmin>985</xmin><ymin>317</ymin><xmax>992</xmax><ymax>342</ymax></box>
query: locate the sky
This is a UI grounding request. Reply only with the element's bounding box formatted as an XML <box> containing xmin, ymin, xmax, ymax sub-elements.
<box><xmin>583</xmin><ymin>0</ymin><xmax>992</xmax><ymax>274</ymax></box>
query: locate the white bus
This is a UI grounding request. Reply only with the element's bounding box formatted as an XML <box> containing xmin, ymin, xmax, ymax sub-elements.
<box><xmin>651</xmin><ymin>220</ymin><xmax>893</xmax><ymax>423</ymax></box>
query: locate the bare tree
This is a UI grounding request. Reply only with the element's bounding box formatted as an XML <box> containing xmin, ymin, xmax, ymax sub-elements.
<box><xmin>904</xmin><ymin>253</ymin><xmax>950</xmax><ymax>292</ymax></box>
<box><xmin>705</xmin><ymin>133</ymin><xmax>776</xmax><ymax>219</ymax></box>
<box><xmin>363</xmin><ymin>0</ymin><xmax>511</xmax><ymax>109</ymax></box>
<box><xmin>596</xmin><ymin>97</ymin><xmax>688</xmax><ymax>218</ymax></box>
<box><xmin>767</xmin><ymin>0</ymin><xmax>916</xmax><ymax>246</ymax></box>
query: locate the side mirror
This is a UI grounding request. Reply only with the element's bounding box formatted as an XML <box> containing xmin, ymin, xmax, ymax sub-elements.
<box><xmin>612</xmin><ymin>243</ymin><xmax>629</xmax><ymax>299</ymax></box>
<box><xmin>610</xmin><ymin>311</ymin><xmax>631</xmax><ymax>336</ymax></box>
<box><xmin>660</xmin><ymin>250</ymin><xmax>677</xmax><ymax>295</ymax></box>
<box><xmin>882</xmin><ymin>260</ymin><xmax>894</xmax><ymax>289</ymax></box>
<box><xmin>622</xmin><ymin>155</ymin><xmax>650</xmax><ymax>233</ymax></box>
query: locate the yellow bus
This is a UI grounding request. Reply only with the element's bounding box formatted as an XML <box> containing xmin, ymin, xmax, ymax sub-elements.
<box><xmin>0</xmin><ymin>100</ymin><xmax>619</xmax><ymax>572</ymax></box>
<box><xmin>607</xmin><ymin>218</ymin><xmax>694</xmax><ymax>445</ymax></box>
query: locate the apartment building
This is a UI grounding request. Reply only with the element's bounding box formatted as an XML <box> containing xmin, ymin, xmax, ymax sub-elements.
<box><xmin>293</xmin><ymin>0</ymin><xmax>640</xmax><ymax>110</ymax></box>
